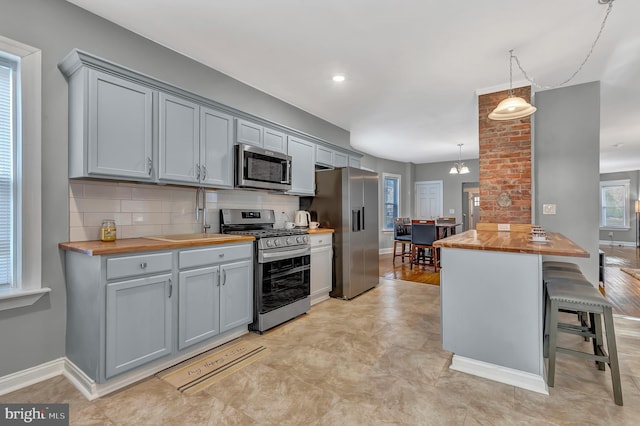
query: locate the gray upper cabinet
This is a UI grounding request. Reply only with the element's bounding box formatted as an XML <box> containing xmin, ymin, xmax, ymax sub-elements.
<box><xmin>69</xmin><ymin>69</ymin><xmax>154</xmax><ymax>181</ymax></box>
<box><xmin>159</xmin><ymin>95</ymin><xmax>234</xmax><ymax>188</ymax></box>
<box><xmin>235</xmin><ymin>118</ymin><xmax>263</xmax><ymax>147</ymax></box>
<box><xmin>263</xmin><ymin>127</ymin><xmax>287</xmax><ymax>153</ymax></box>
<box><xmin>316</xmin><ymin>145</ymin><xmax>333</xmax><ymax>168</ymax></box>
<box><xmin>333</xmin><ymin>151</ymin><xmax>349</xmax><ymax>168</ymax></box>
<box><xmin>349</xmin><ymin>156</ymin><xmax>362</xmax><ymax>169</ymax></box>
<box><xmin>200</xmin><ymin>107</ymin><xmax>233</xmax><ymax>188</ymax></box>
<box><xmin>287</xmin><ymin>136</ymin><xmax>316</xmax><ymax>195</ymax></box>
<box><xmin>158</xmin><ymin>93</ymin><xmax>200</xmax><ymax>184</ymax></box>
<box><xmin>235</xmin><ymin>118</ymin><xmax>287</xmax><ymax>154</ymax></box>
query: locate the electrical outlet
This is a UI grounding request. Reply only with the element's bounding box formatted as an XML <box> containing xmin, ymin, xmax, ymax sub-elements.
<box><xmin>449</xmin><ymin>209</ymin><xmax>455</xmax><ymax>214</ymax></box>
<box><xmin>542</xmin><ymin>204</ymin><xmax>556</xmax><ymax>215</ymax></box>
<box><xmin>608</xmin><ymin>231</ymin><xmax>613</xmax><ymax>237</ymax></box>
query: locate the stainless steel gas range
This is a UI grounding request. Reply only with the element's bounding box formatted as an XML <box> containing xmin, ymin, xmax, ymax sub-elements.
<box><xmin>220</xmin><ymin>209</ymin><xmax>311</xmax><ymax>333</ymax></box>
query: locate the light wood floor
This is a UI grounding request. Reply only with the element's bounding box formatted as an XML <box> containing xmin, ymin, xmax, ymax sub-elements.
<box><xmin>380</xmin><ymin>245</ymin><xmax>640</xmax><ymax>318</ymax></box>
<box><xmin>599</xmin><ymin>244</ymin><xmax>640</xmax><ymax>318</ymax></box>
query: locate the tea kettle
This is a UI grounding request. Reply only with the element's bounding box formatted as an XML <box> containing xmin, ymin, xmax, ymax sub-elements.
<box><xmin>294</xmin><ymin>210</ymin><xmax>311</xmax><ymax>228</ymax></box>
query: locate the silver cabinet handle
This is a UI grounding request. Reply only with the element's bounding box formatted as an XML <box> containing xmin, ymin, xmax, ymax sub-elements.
<box><xmin>222</xmin><ymin>269</ymin><xmax>227</xmax><ymax>286</ymax></box>
<box><xmin>147</xmin><ymin>157</ymin><xmax>153</xmax><ymax>176</ymax></box>
<box><xmin>168</xmin><ymin>278</ymin><xmax>173</xmax><ymax>298</ymax></box>
<box><xmin>219</xmin><ymin>253</ymin><xmax>224</xmax><ymax>258</ymax></box>
<box><xmin>140</xmin><ymin>262</ymin><xmax>147</xmax><ymax>269</ymax></box>
<box><xmin>217</xmin><ymin>271</ymin><xmax>220</xmax><ymax>287</ymax></box>
<box><xmin>196</xmin><ymin>164</ymin><xmax>201</xmax><ymax>181</ymax></box>
<box><xmin>201</xmin><ymin>165</ymin><xmax>207</xmax><ymax>180</ymax></box>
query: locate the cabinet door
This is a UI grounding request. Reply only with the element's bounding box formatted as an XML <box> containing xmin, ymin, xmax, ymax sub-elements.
<box><xmin>178</xmin><ymin>266</ymin><xmax>220</xmax><ymax>350</ymax></box>
<box><xmin>316</xmin><ymin>145</ymin><xmax>333</xmax><ymax>167</ymax></box>
<box><xmin>263</xmin><ymin>127</ymin><xmax>287</xmax><ymax>153</ymax></box>
<box><xmin>311</xmin><ymin>245</ymin><xmax>333</xmax><ymax>302</ymax></box>
<box><xmin>287</xmin><ymin>136</ymin><xmax>316</xmax><ymax>195</ymax></box>
<box><xmin>200</xmin><ymin>107</ymin><xmax>233</xmax><ymax>188</ymax></box>
<box><xmin>235</xmin><ymin>118</ymin><xmax>263</xmax><ymax>147</ymax></box>
<box><xmin>333</xmin><ymin>152</ymin><xmax>348</xmax><ymax>168</ymax></box>
<box><xmin>88</xmin><ymin>70</ymin><xmax>153</xmax><ymax>180</ymax></box>
<box><xmin>219</xmin><ymin>260</ymin><xmax>253</xmax><ymax>333</ymax></box>
<box><xmin>105</xmin><ymin>273</ymin><xmax>173</xmax><ymax>378</ymax></box>
<box><xmin>158</xmin><ymin>93</ymin><xmax>200</xmax><ymax>184</ymax></box>
<box><xmin>348</xmin><ymin>156</ymin><xmax>361</xmax><ymax>169</ymax></box>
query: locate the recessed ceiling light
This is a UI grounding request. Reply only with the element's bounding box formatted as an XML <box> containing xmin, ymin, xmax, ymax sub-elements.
<box><xmin>332</xmin><ymin>75</ymin><xmax>345</xmax><ymax>83</ymax></box>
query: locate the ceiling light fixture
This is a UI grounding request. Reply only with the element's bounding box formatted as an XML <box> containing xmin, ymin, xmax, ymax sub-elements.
<box><xmin>489</xmin><ymin>0</ymin><xmax>615</xmax><ymax>121</ymax></box>
<box><xmin>449</xmin><ymin>144</ymin><xmax>470</xmax><ymax>175</ymax></box>
<box><xmin>332</xmin><ymin>75</ymin><xmax>345</xmax><ymax>82</ymax></box>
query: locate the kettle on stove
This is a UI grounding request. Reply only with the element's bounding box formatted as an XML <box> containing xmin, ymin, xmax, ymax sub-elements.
<box><xmin>294</xmin><ymin>210</ymin><xmax>311</xmax><ymax>228</ymax></box>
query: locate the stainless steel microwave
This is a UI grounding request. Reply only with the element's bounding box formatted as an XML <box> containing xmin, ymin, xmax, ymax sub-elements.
<box><xmin>235</xmin><ymin>143</ymin><xmax>292</xmax><ymax>191</ymax></box>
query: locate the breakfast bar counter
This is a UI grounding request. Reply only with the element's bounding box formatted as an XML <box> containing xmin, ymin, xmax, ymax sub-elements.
<box><xmin>433</xmin><ymin>228</ymin><xmax>589</xmax><ymax>394</ymax></box>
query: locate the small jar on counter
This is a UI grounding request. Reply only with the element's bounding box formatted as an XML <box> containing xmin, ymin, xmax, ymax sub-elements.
<box><xmin>100</xmin><ymin>219</ymin><xmax>117</xmax><ymax>242</ymax></box>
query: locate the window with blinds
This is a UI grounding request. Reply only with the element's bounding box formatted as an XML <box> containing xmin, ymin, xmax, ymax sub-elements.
<box><xmin>0</xmin><ymin>57</ymin><xmax>16</xmax><ymax>288</ymax></box>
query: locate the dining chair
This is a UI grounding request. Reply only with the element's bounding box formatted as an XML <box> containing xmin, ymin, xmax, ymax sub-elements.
<box><xmin>410</xmin><ymin>222</ymin><xmax>438</xmax><ymax>271</ymax></box>
<box><xmin>393</xmin><ymin>217</ymin><xmax>412</xmax><ymax>263</ymax></box>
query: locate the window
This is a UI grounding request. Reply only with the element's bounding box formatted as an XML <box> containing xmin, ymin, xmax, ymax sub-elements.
<box><xmin>600</xmin><ymin>179</ymin><xmax>630</xmax><ymax>229</ymax></box>
<box><xmin>383</xmin><ymin>173</ymin><xmax>401</xmax><ymax>231</ymax></box>
<box><xmin>0</xmin><ymin>56</ymin><xmax>16</xmax><ymax>289</ymax></box>
<box><xmin>0</xmin><ymin>36</ymin><xmax>48</xmax><ymax>311</ymax></box>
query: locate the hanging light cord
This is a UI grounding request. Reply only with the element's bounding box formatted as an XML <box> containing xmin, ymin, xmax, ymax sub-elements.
<box><xmin>511</xmin><ymin>0</ymin><xmax>615</xmax><ymax>90</ymax></box>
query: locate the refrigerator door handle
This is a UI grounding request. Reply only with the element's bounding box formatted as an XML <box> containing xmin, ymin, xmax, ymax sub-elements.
<box><xmin>361</xmin><ymin>206</ymin><xmax>365</xmax><ymax>230</ymax></box>
<box><xmin>352</xmin><ymin>209</ymin><xmax>361</xmax><ymax>232</ymax></box>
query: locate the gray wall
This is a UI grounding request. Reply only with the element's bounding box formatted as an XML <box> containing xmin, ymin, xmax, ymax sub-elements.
<box><xmin>599</xmin><ymin>170</ymin><xmax>640</xmax><ymax>244</ymax></box>
<box><xmin>534</xmin><ymin>82</ymin><xmax>601</xmax><ymax>284</ymax></box>
<box><xmin>0</xmin><ymin>0</ymin><xmax>349</xmax><ymax>377</ymax></box>
<box><xmin>414</xmin><ymin>159</ymin><xmax>480</xmax><ymax>221</ymax></box>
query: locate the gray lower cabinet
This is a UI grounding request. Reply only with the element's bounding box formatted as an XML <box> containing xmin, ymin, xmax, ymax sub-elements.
<box><xmin>67</xmin><ymin>68</ymin><xmax>154</xmax><ymax>181</ymax></box>
<box><xmin>64</xmin><ymin>242</ymin><xmax>253</xmax><ymax>385</ymax></box>
<box><xmin>105</xmin><ymin>273</ymin><xmax>173</xmax><ymax>379</ymax></box>
<box><xmin>177</xmin><ymin>244</ymin><xmax>253</xmax><ymax>350</ymax></box>
<box><xmin>287</xmin><ymin>135</ymin><xmax>316</xmax><ymax>195</ymax></box>
<box><xmin>159</xmin><ymin>94</ymin><xmax>234</xmax><ymax>188</ymax></box>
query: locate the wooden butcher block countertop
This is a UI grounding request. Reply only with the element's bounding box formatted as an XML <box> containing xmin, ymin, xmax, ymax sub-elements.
<box><xmin>433</xmin><ymin>230</ymin><xmax>589</xmax><ymax>258</ymax></box>
<box><xmin>59</xmin><ymin>234</ymin><xmax>255</xmax><ymax>256</ymax></box>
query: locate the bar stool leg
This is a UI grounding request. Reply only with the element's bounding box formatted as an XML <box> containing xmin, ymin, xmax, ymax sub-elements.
<box><xmin>590</xmin><ymin>312</ymin><xmax>605</xmax><ymax>371</ymax></box>
<box><xmin>603</xmin><ymin>306</ymin><xmax>623</xmax><ymax>406</ymax></box>
<box><xmin>547</xmin><ymin>297</ymin><xmax>559</xmax><ymax>387</ymax></box>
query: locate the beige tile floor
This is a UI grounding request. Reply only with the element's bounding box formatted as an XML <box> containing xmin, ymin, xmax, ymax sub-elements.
<box><xmin>2</xmin><ymin>278</ymin><xmax>640</xmax><ymax>425</ymax></box>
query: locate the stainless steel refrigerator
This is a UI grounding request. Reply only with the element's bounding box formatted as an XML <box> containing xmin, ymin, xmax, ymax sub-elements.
<box><xmin>309</xmin><ymin>167</ymin><xmax>379</xmax><ymax>299</ymax></box>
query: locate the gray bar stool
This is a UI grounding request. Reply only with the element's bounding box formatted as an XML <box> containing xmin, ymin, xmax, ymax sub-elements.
<box><xmin>543</xmin><ymin>269</ymin><xmax>593</xmax><ymax>344</ymax></box>
<box><xmin>545</xmin><ymin>281</ymin><xmax>623</xmax><ymax>406</ymax></box>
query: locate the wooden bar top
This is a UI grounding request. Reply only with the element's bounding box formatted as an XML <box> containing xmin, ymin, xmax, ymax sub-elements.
<box><xmin>433</xmin><ymin>230</ymin><xmax>590</xmax><ymax>258</ymax></box>
<box><xmin>59</xmin><ymin>234</ymin><xmax>256</xmax><ymax>256</ymax></box>
<box><xmin>307</xmin><ymin>228</ymin><xmax>334</xmax><ymax>235</ymax></box>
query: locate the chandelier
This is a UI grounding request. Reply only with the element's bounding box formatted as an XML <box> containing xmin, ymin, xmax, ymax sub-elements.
<box><xmin>449</xmin><ymin>144</ymin><xmax>470</xmax><ymax>175</ymax></box>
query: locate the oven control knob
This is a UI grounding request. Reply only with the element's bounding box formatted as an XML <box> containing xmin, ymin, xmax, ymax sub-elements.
<box><xmin>303</xmin><ymin>235</ymin><xmax>309</xmax><ymax>243</ymax></box>
<box><xmin>296</xmin><ymin>236</ymin><xmax>303</xmax><ymax>243</ymax></box>
<box><xmin>286</xmin><ymin>237</ymin><xmax>293</xmax><ymax>245</ymax></box>
<box><xmin>266</xmin><ymin>239</ymin><xmax>274</xmax><ymax>247</ymax></box>
<box><xmin>274</xmin><ymin>239</ymin><xmax>281</xmax><ymax>246</ymax></box>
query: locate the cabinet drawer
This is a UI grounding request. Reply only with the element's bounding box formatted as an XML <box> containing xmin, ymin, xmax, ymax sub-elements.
<box><xmin>179</xmin><ymin>243</ymin><xmax>252</xmax><ymax>269</ymax></box>
<box><xmin>310</xmin><ymin>234</ymin><xmax>332</xmax><ymax>248</ymax></box>
<box><xmin>107</xmin><ymin>252</ymin><xmax>173</xmax><ymax>280</ymax></box>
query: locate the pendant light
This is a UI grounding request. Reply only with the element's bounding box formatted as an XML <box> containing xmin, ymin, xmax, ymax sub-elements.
<box><xmin>449</xmin><ymin>144</ymin><xmax>470</xmax><ymax>174</ymax></box>
<box><xmin>488</xmin><ymin>50</ymin><xmax>536</xmax><ymax>121</ymax></box>
<box><xmin>489</xmin><ymin>0</ymin><xmax>615</xmax><ymax>121</ymax></box>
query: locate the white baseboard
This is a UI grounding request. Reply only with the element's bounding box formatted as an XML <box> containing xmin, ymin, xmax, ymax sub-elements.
<box><xmin>0</xmin><ymin>327</ymin><xmax>248</xmax><ymax>400</ymax></box>
<box><xmin>0</xmin><ymin>358</ymin><xmax>66</xmax><ymax>397</ymax></box>
<box><xmin>379</xmin><ymin>248</ymin><xmax>393</xmax><ymax>254</ymax></box>
<box><xmin>450</xmin><ymin>355</ymin><xmax>549</xmax><ymax>395</ymax></box>
<box><xmin>599</xmin><ymin>240</ymin><xmax>636</xmax><ymax>247</ymax></box>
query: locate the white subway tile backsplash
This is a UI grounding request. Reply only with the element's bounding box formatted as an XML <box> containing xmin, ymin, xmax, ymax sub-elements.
<box><xmin>121</xmin><ymin>199</ymin><xmax>164</xmax><ymax>213</ymax></box>
<box><xmin>74</xmin><ymin>198</ymin><xmax>121</xmax><ymax>213</ymax></box>
<box><xmin>68</xmin><ymin>181</ymin><xmax>299</xmax><ymax>241</ymax></box>
<box><xmin>83</xmin><ymin>212</ymin><xmax>132</xmax><ymax>227</ymax></box>
<box><xmin>132</xmin><ymin>212</ymin><xmax>171</xmax><ymax>225</ymax></box>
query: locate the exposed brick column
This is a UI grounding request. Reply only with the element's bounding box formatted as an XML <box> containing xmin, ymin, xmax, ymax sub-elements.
<box><xmin>478</xmin><ymin>87</ymin><xmax>532</xmax><ymax>224</ymax></box>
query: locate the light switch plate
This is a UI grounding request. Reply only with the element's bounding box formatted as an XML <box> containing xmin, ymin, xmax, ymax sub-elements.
<box><xmin>449</xmin><ymin>209</ymin><xmax>455</xmax><ymax>214</ymax></box>
<box><xmin>543</xmin><ymin>204</ymin><xmax>557</xmax><ymax>215</ymax></box>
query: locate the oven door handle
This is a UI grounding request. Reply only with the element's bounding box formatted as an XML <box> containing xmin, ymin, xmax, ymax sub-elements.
<box><xmin>259</xmin><ymin>246</ymin><xmax>311</xmax><ymax>263</ymax></box>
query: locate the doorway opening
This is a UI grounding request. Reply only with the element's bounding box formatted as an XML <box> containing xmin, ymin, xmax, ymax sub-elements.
<box><xmin>462</xmin><ymin>182</ymin><xmax>479</xmax><ymax>231</ymax></box>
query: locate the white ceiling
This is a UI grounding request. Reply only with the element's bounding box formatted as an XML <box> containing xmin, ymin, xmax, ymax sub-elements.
<box><xmin>66</xmin><ymin>0</ymin><xmax>640</xmax><ymax>173</ymax></box>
